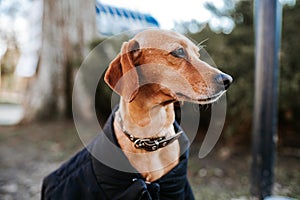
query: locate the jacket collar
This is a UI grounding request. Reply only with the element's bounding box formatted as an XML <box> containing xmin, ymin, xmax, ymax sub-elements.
<box><xmin>91</xmin><ymin>106</ymin><xmax>190</xmax><ymax>200</ymax></box>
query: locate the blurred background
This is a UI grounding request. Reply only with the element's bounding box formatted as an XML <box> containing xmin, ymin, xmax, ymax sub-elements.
<box><xmin>0</xmin><ymin>0</ymin><xmax>299</xmax><ymax>199</ymax></box>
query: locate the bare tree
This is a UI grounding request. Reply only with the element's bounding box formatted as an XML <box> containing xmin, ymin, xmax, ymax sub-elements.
<box><xmin>22</xmin><ymin>0</ymin><xmax>98</xmax><ymax>122</ymax></box>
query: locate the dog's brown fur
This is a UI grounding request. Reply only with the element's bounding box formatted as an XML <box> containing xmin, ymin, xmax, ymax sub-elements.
<box><xmin>104</xmin><ymin>29</ymin><xmax>232</xmax><ymax>182</ymax></box>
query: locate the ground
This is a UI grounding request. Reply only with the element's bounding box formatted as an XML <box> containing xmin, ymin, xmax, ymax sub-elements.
<box><xmin>0</xmin><ymin>120</ymin><xmax>299</xmax><ymax>200</ymax></box>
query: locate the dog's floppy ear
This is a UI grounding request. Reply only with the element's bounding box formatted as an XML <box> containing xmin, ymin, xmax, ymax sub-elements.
<box><xmin>104</xmin><ymin>39</ymin><xmax>140</xmax><ymax>102</ymax></box>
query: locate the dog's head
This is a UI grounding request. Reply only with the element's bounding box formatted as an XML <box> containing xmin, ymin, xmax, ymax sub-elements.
<box><xmin>104</xmin><ymin>29</ymin><xmax>232</xmax><ymax>105</ymax></box>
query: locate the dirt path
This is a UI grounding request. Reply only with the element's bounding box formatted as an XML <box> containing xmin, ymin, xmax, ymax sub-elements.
<box><xmin>0</xmin><ymin>142</ymin><xmax>61</xmax><ymax>200</ymax></box>
<box><xmin>0</xmin><ymin>121</ymin><xmax>299</xmax><ymax>200</ymax></box>
<box><xmin>0</xmin><ymin>121</ymin><xmax>82</xmax><ymax>200</ymax></box>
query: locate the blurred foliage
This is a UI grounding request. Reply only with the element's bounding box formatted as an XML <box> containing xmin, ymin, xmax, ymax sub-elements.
<box><xmin>279</xmin><ymin>1</ymin><xmax>300</xmax><ymax>131</ymax></box>
<box><xmin>187</xmin><ymin>1</ymin><xmax>254</xmax><ymax>140</ymax></box>
<box><xmin>188</xmin><ymin>1</ymin><xmax>300</xmax><ymax>146</ymax></box>
<box><xmin>204</xmin><ymin>0</ymin><xmax>235</xmax><ymax>18</ymax></box>
<box><xmin>86</xmin><ymin>35</ymin><xmax>131</xmax><ymax>125</ymax></box>
<box><xmin>1</xmin><ymin>41</ymin><xmax>19</xmax><ymax>75</ymax></box>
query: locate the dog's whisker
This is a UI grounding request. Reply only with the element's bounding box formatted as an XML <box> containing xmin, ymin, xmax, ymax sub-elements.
<box><xmin>197</xmin><ymin>38</ymin><xmax>209</xmax><ymax>49</ymax></box>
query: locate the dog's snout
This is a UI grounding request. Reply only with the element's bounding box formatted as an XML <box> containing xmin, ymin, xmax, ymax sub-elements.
<box><xmin>215</xmin><ymin>73</ymin><xmax>233</xmax><ymax>90</ymax></box>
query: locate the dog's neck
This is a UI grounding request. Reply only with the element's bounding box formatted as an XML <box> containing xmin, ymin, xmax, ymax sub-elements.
<box><xmin>117</xmin><ymin>88</ymin><xmax>176</xmax><ymax>139</ymax></box>
<box><xmin>113</xmin><ymin>86</ymin><xmax>180</xmax><ymax>182</ymax></box>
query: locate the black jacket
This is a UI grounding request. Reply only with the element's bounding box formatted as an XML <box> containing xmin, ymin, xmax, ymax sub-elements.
<box><xmin>41</xmin><ymin>110</ymin><xmax>195</xmax><ymax>200</ymax></box>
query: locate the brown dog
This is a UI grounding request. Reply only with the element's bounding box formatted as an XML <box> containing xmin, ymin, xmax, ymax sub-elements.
<box><xmin>42</xmin><ymin>29</ymin><xmax>232</xmax><ymax>200</ymax></box>
<box><xmin>104</xmin><ymin>29</ymin><xmax>232</xmax><ymax>182</ymax></box>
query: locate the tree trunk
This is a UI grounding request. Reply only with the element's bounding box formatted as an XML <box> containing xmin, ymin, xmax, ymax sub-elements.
<box><xmin>22</xmin><ymin>0</ymin><xmax>97</xmax><ymax>122</ymax></box>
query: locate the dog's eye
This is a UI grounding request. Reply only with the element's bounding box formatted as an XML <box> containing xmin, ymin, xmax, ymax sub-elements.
<box><xmin>171</xmin><ymin>48</ymin><xmax>187</xmax><ymax>59</ymax></box>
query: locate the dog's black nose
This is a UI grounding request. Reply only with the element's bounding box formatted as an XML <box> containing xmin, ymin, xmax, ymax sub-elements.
<box><xmin>215</xmin><ymin>73</ymin><xmax>233</xmax><ymax>90</ymax></box>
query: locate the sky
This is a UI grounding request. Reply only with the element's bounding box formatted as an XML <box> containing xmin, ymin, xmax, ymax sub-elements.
<box><xmin>99</xmin><ymin>0</ymin><xmax>224</xmax><ymax>30</ymax></box>
<box><xmin>99</xmin><ymin>0</ymin><xmax>296</xmax><ymax>30</ymax></box>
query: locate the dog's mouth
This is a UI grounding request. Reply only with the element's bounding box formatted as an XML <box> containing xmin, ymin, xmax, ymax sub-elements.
<box><xmin>175</xmin><ymin>91</ymin><xmax>226</xmax><ymax>105</ymax></box>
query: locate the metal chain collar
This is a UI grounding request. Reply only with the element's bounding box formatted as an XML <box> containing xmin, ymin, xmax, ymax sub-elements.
<box><xmin>116</xmin><ymin>112</ymin><xmax>182</xmax><ymax>151</ymax></box>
